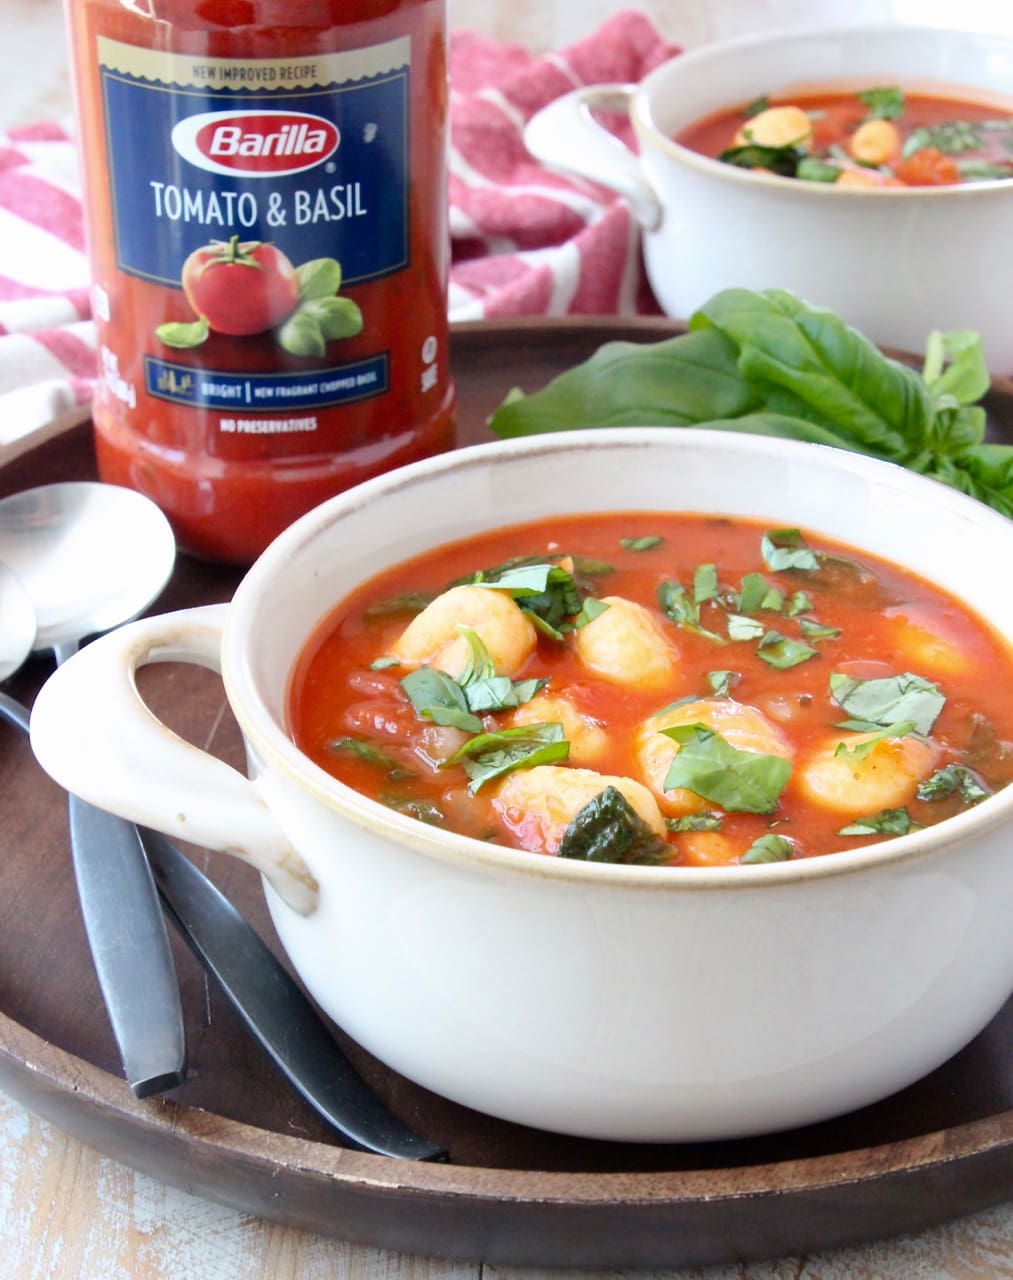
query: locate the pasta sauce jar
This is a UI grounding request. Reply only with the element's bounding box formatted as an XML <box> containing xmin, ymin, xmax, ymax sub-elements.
<box><xmin>64</xmin><ymin>0</ymin><xmax>455</xmax><ymax>563</ymax></box>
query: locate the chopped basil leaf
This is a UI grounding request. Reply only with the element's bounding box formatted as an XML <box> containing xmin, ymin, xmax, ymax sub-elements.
<box><xmin>762</xmin><ymin>529</ymin><xmax>820</xmax><ymax>573</ymax></box>
<box><xmin>834</xmin><ymin>719</ymin><xmax>917</xmax><ymax>760</ymax></box>
<box><xmin>448</xmin><ymin>722</ymin><xmax>569</xmax><ymax>793</ymax></box>
<box><xmin>916</xmin><ymin>764</ymin><xmax>991</xmax><ymax>805</ymax></box>
<box><xmin>382</xmin><ymin>795</ymin><xmax>444</xmax><ymax>825</ymax></box>
<box><xmin>798</xmin><ymin>617</ymin><xmax>842</xmax><ymax>640</ymax></box>
<box><xmin>364</xmin><ymin>590</ymin><xmax>434</xmax><ymax>619</ymax></box>
<box><xmin>370</xmin><ymin>656</ymin><xmax>401</xmax><ymax>670</ymax></box>
<box><xmin>796</xmin><ymin>157</ymin><xmax>841</xmax><ymax>183</ymax></box>
<box><xmin>658</xmin><ymin>580</ymin><xmax>726</xmax><ymax>643</ymax></box>
<box><xmin>329</xmin><ymin>736</ymin><xmax>411</xmax><ymax>776</ymax></box>
<box><xmin>837</xmin><ymin>807</ymin><xmax>920</xmax><ymax>837</ymax></box>
<box><xmin>620</xmin><ymin>535</ymin><xmax>663</xmax><ymax>551</ymax></box>
<box><xmin>558</xmin><ymin>785</ymin><xmax>670</xmax><ymax>865</ymax></box>
<box><xmin>575</xmin><ymin>597</ymin><xmax>610</xmax><ymax>628</ymax></box>
<box><xmin>829</xmin><ymin>671</ymin><xmax>945</xmax><ymax>737</ymax></box>
<box><xmin>707</xmin><ymin>670</ymin><xmax>738</xmax><ymax>698</ymax></box>
<box><xmin>757</xmin><ymin>630</ymin><xmax>818</xmax><ymax>669</ymax></box>
<box><xmin>477</xmin><ymin>562</ymin><xmax>583</xmax><ymax>638</ymax></box>
<box><xmin>738</xmin><ymin>573</ymin><xmax>770</xmax><ymax>615</ymax></box>
<box><xmin>693</xmin><ymin>563</ymin><xmax>720</xmax><ymax>604</ymax></box>
<box><xmin>786</xmin><ymin>591</ymin><xmax>813</xmax><ymax>617</ymax></box>
<box><xmin>741</xmin><ymin>833</ymin><xmax>795</xmax><ymax>863</ymax></box>
<box><xmin>726</xmin><ymin>613</ymin><xmax>766</xmax><ymax>642</ymax></box>
<box><xmin>903</xmin><ymin>120</ymin><xmax>983</xmax><ymax>158</ymax></box>
<box><xmin>464</xmin><ymin>674</ymin><xmax>549</xmax><ymax>714</ymax></box>
<box><xmin>400</xmin><ymin>669</ymin><xmax>483</xmax><ymax>734</ymax></box>
<box><xmin>666</xmin><ymin>811</ymin><xmax>723</xmax><ymax>832</ymax></box>
<box><xmin>661</xmin><ymin>723</ymin><xmax>792</xmax><ymax>814</ymax></box>
<box><xmin>761</xmin><ymin>586</ymin><xmax>785</xmax><ymax>612</ymax></box>
<box><xmin>743</xmin><ymin>95</ymin><xmax>770</xmax><ymax>119</ymax></box>
<box><xmin>858</xmin><ymin>86</ymin><xmax>904</xmax><ymax>121</ymax></box>
<box><xmin>456</xmin><ymin>625</ymin><xmax>496</xmax><ymax>683</ymax></box>
<box><xmin>718</xmin><ymin>141</ymin><xmax>806</xmax><ymax>177</ymax></box>
<box><xmin>957</xmin><ymin>159</ymin><xmax>1013</xmax><ymax>181</ymax></box>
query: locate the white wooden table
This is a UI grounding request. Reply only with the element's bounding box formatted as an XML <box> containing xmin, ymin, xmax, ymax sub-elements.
<box><xmin>1</xmin><ymin>1</ymin><xmax>1011</xmax><ymax>1274</ymax></box>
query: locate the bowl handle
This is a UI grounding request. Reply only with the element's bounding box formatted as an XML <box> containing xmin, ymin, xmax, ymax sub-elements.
<box><xmin>523</xmin><ymin>85</ymin><xmax>662</xmax><ymax>230</ymax></box>
<box><xmin>29</xmin><ymin>603</ymin><xmax>319</xmax><ymax>916</ymax></box>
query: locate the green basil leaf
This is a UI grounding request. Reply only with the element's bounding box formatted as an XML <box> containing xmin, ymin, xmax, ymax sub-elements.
<box><xmin>620</xmin><ymin>535</ymin><xmax>663</xmax><ymax>551</ymax></box>
<box><xmin>834</xmin><ymin>720</ymin><xmax>918</xmax><ymax>761</ymax></box>
<box><xmin>575</xmin><ymin>597</ymin><xmax>610</xmax><ymax>628</ymax></box>
<box><xmin>762</xmin><ymin>528</ymin><xmax>821</xmax><ymax>573</ymax></box>
<box><xmin>758</xmin><ymin>630</ymin><xmax>818</xmax><ymax>669</ymax></box>
<box><xmin>558</xmin><ymin>785</ymin><xmax>670</xmax><ymax>865</ymax></box>
<box><xmin>660</xmin><ymin>723</ymin><xmax>792</xmax><ymax>814</ymax></box>
<box><xmin>155</xmin><ymin>317</ymin><xmax>209</xmax><ymax>349</ymax></box>
<box><xmin>277</xmin><ymin>308</ymin><xmax>326</xmax><ymax>358</ymax></box>
<box><xmin>307</xmin><ymin>295</ymin><xmax>364</xmax><ymax>341</ymax></box>
<box><xmin>693</xmin><ymin>563</ymin><xmax>720</xmax><ymax>604</ymax></box>
<box><xmin>726</xmin><ymin>613</ymin><xmax>766</xmax><ymax>642</ymax></box>
<box><xmin>364</xmin><ymin>590</ymin><xmax>433</xmax><ymax>619</ymax></box>
<box><xmin>658</xmin><ymin>581</ymin><xmax>727</xmax><ymax>644</ymax></box>
<box><xmin>858</xmin><ymin>85</ymin><xmax>904</xmax><ymax>120</ymax></box>
<box><xmin>838</xmin><ymin>807</ymin><xmax>920</xmax><ymax>837</ymax></box>
<box><xmin>830</xmin><ymin>672</ymin><xmax>945</xmax><ymax>737</ymax></box>
<box><xmin>667</xmin><ymin>811</ymin><xmax>724</xmax><ymax>832</ymax></box>
<box><xmin>717</xmin><ymin>141</ymin><xmax>805</xmax><ymax>177</ymax></box>
<box><xmin>477</xmin><ymin>563</ymin><xmax>583</xmax><ymax>638</ymax></box>
<box><xmin>737</xmin><ymin>573</ymin><xmax>770</xmax><ymax>615</ymax></box>
<box><xmin>796</xmin><ymin>157</ymin><xmax>841</xmax><ymax>183</ymax></box>
<box><xmin>786</xmin><ymin>591</ymin><xmax>813</xmax><ymax>617</ymax></box>
<box><xmin>798</xmin><ymin>617</ymin><xmax>842</xmax><ymax>640</ymax></box>
<box><xmin>449</xmin><ymin>722</ymin><xmax>569</xmax><ymax>793</ymax></box>
<box><xmin>400</xmin><ymin>669</ymin><xmax>483</xmax><ymax>734</ymax></box>
<box><xmin>382</xmin><ymin>795</ymin><xmax>444</xmax><ymax>825</ymax></box>
<box><xmin>740</xmin><ymin>833</ymin><xmax>795</xmax><ymax>863</ymax></box>
<box><xmin>329</xmin><ymin>736</ymin><xmax>411</xmax><ymax>776</ymax></box>
<box><xmin>916</xmin><ymin>764</ymin><xmax>992</xmax><ymax>805</ymax></box>
<box><xmin>295</xmin><ymin>256</ymin><xmax>343</xmax><ymax>301</ymax></box>
<box><xmin>707</xmin><ymin>670</ymin><xmax>738</xmax><ymax>698</ymax></box>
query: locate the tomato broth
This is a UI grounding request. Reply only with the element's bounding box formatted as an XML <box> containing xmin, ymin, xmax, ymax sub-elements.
<box><xmin>289</xmin><ymin>513</ymin><xmax>1013</xmax><ymax>867</ymax></box>
<box><xmin>676</xmin><ymin>85</ymin><xmax>1013</xmax><ymax>187</ymax></box>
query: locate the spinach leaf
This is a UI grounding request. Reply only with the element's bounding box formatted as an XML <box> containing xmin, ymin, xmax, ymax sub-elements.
<box><xmin>558</xmin><ymin>785</ymin><xmax>670</xmax><ymax>865</ymax></box>
<box><xmin>829</xmin><ymin>672</ymin><xmax>945</xmax><ymax>737</ymax></box>
<box><xmin>660</xmin><ymin>723</ymin><xmax>792</xmax><ymax>813</ymax></box>
<box><xmin>448</xmin><ymin>722</ymin><xmax>569</xmax><ymax>792</ymax></box>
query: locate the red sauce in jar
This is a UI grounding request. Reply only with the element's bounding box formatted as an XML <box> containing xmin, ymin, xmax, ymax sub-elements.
<box><xmin>66</xmin><ymin>0</ymin><xmax>455</xmax><ymax>563</ymax></box>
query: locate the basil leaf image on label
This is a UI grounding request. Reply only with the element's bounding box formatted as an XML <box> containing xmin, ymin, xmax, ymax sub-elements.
<box><xmin>155</xmin><ymin>317</ymin><xmax>209</xmax><ymax>349</ymax></box>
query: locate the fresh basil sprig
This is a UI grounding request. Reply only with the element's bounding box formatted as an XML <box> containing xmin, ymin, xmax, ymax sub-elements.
<box><xmin>489</xmin><ymin>288</ymin><xmax>1011</xmax><ymax>519</ymax></box>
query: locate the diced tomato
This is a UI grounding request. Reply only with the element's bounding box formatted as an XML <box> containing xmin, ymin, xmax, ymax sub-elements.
<box><xmin>895</xmin><ymin>147</ymin><xmax>963</xmax><ymax>187</ymax></box>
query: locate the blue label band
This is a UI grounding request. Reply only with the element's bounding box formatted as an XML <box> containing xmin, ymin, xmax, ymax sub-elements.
<box><xmin>144</xmin><ymin>353</ymin><xmax>390</xmax><ymax>411</ymax></box>
<box><xmin>99</xmin><ymin>37</ymin><xmax>410</xmax><ymax>289</ymax></box>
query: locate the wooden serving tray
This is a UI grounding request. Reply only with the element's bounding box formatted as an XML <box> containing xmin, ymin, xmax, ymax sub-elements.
<box><xmin>0</xmin><ymin>318</ymin><xmax>1010</xmax><ymax>1270</ymax></box>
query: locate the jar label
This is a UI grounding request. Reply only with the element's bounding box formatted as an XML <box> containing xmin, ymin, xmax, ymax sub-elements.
<box><xmin>95</xmin><ymin>35</ymin><xmax>412</xmax><ymax>413</ymax></box>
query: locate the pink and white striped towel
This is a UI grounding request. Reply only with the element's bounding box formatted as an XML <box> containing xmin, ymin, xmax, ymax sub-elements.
<box><xmin>0</xmin><ymin>10</ymin><xmax>677</xmax><ymax>462</ymax></box>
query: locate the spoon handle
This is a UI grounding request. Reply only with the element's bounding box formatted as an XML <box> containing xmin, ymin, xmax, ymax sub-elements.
<box><xmin>68</xmin><ymin>797</ymin><xmax>187</xmax><ymax>1098</ymax></box>
<box><xmin>139</xmin><ymin>826</ymin><xmax>447</xmax><ymax>1162</ymax></box>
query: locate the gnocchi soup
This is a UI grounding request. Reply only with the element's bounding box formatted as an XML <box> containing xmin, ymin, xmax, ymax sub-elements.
<box><xmin>676</xmin><ymin>85</ymin><xmax>1013</xmax><ymax>187</ymax></box>
<box><xmin>289</xmin><ymin>513</ymin><xmax>1013</xmax><ymax>867</ymax></box>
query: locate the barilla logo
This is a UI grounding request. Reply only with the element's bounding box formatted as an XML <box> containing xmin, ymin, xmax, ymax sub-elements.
<box><xmin>171</xmin><ymin>111</ymin><xmax>340</xmax><ymax>178</ymax></box>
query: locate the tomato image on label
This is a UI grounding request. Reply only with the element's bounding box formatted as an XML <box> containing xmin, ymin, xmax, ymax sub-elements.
<box><xmin>155</xmin><ymin>238</ymin><xmax>364</xmax><ymax>356</ymax></box>
<box><xmin>182</xmin><ymin>236</ymin><xmax>298</xmax><ymax>335</ymax></box>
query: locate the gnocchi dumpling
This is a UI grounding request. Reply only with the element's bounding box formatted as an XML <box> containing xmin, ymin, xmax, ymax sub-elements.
<box><xmin>508</xmin><ymin>691</ymin><xmax>608</xmax><ymax>765</ymax></box>
<box><xmin>494</xmin><ymin>765</ymin><xmax>666</xmax><ymax>855</ymax></box>
<box><xmin>883</xmin><ymin>612</ymin><xmax>970</xmax><ymax>678</ymax></box>
<box><xmin>573</xmin><ymin>596</ymin><xmax>679</xmax><ymax>691</ymax></box>
<box><xmin>389</xmin><ymin>584</ymin><xmax>537</xmax><ymax>678</ymax></box>
<box><xmin>795</xmin><ymin>731</ymin><xmax>940</xmax><ymax>818</ymax></box>
<box><xmin>635</xmin><ymin>697</ymin><xmax>793</xmax><ymax>816</ymax></box>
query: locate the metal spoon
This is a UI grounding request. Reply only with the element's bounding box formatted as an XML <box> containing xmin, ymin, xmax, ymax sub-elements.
<box><xmin>0</xmin><ymin>482</ymin><xmax>186</xmax><ymax>1097</ymax></box>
